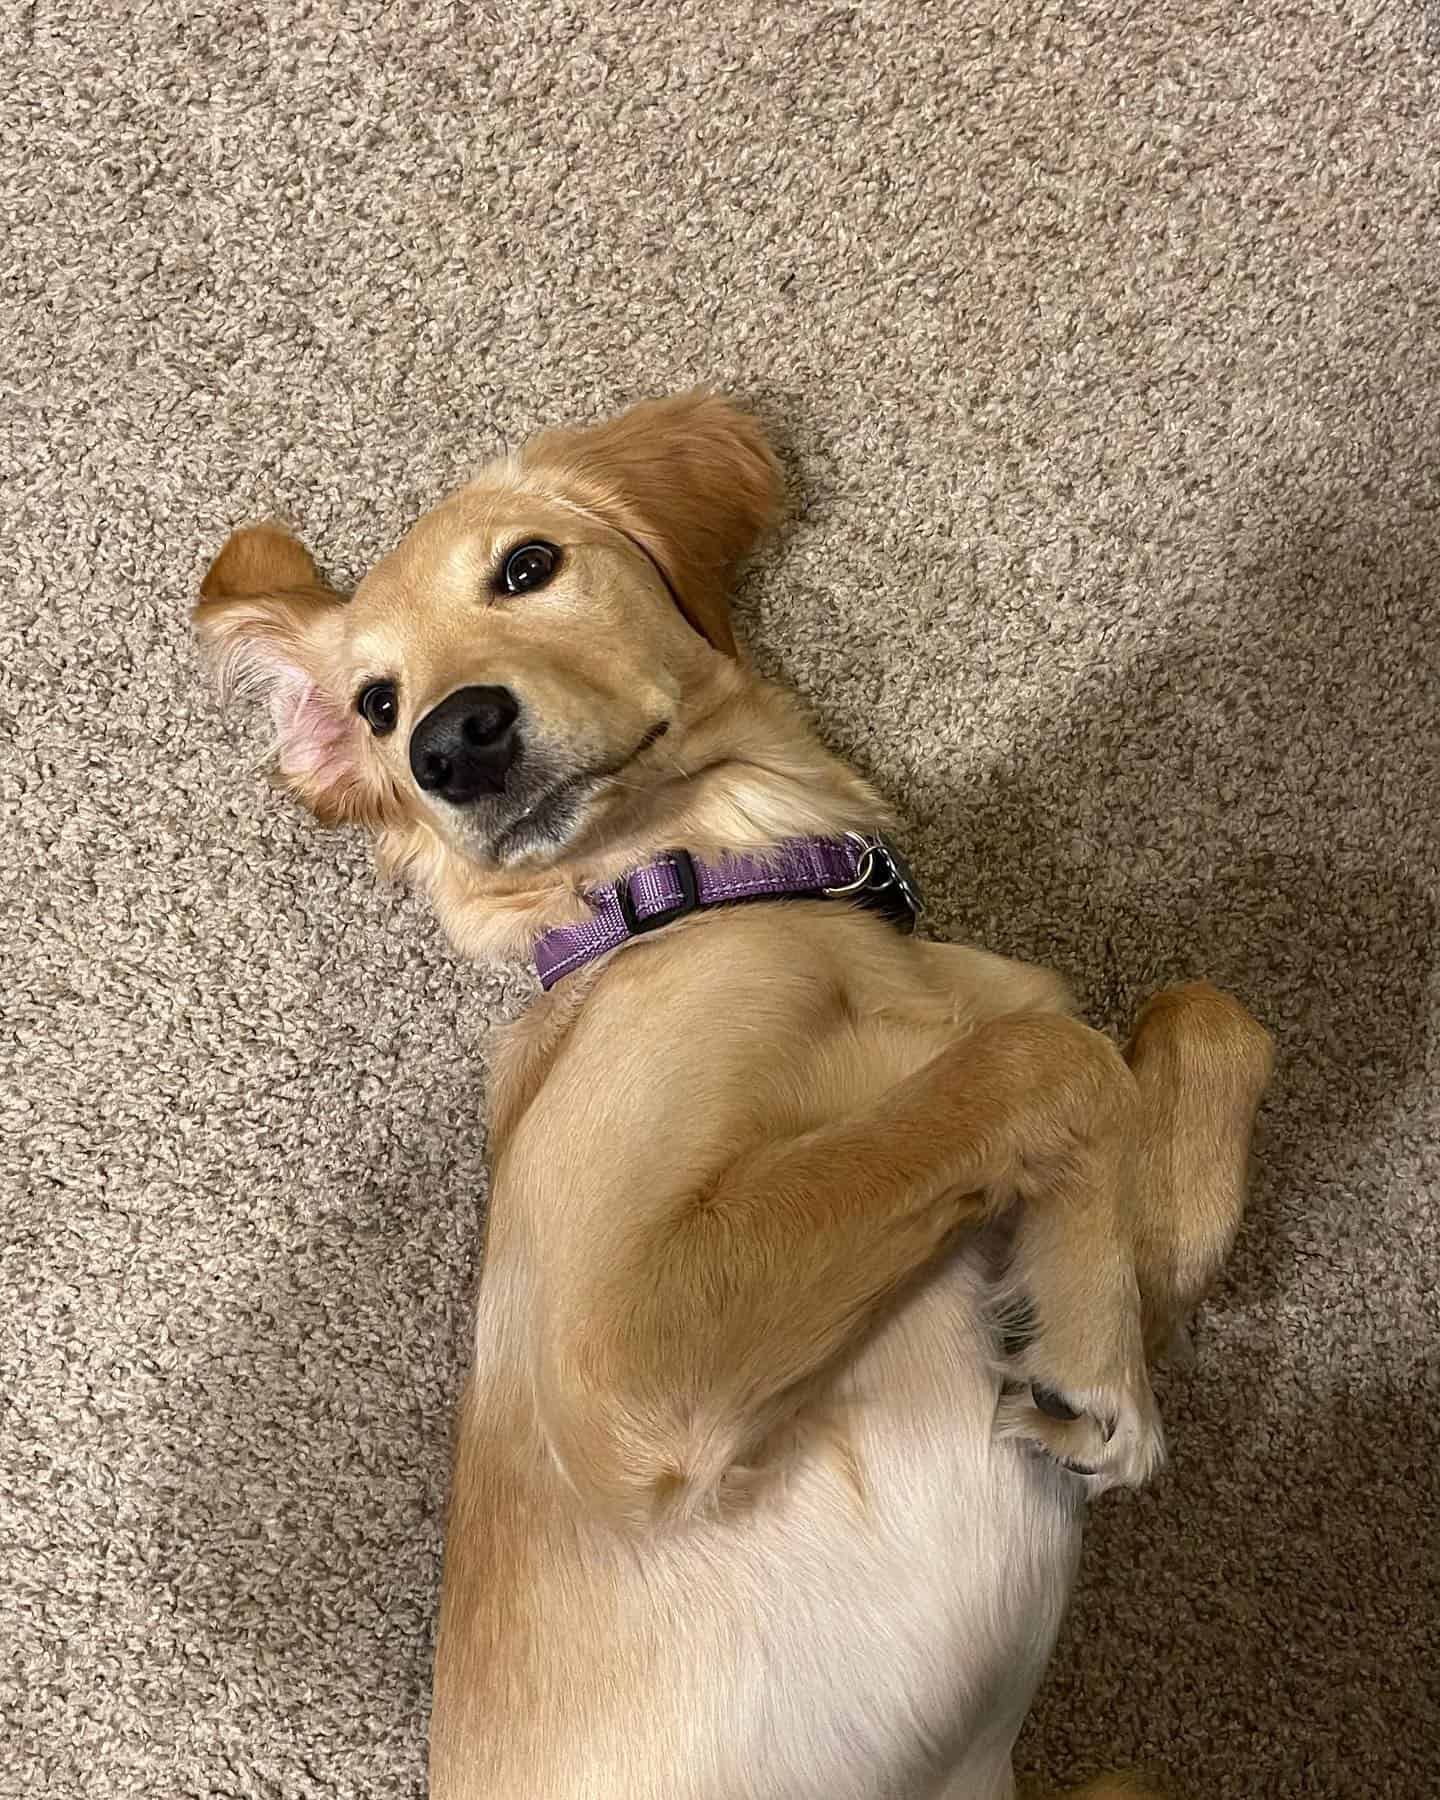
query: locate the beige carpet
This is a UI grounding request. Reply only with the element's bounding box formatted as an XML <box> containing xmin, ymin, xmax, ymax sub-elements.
<box><xmin>5</xmin><ymin>2</ymin><xmax>1439</xmax><ymax>1795</ymax></box>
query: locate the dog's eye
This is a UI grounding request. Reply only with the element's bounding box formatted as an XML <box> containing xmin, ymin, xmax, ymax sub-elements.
<box><xmin>357</xmin><ymin>681</ymin><xmax>399</xmax><ymax>736</ymax></box>
<box><xmin>500</xmin><ymin>541</ymin><xmax>560</xmax><ymax>595</ymax></box>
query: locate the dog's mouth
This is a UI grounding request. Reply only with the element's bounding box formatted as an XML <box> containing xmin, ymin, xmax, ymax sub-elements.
<box><xmin>488</xmin><ymin>721</ymin><xmax>670</xmax><ymax>865</ymax></box>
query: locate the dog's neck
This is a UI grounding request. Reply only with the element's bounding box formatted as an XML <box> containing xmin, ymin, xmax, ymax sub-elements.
<box><xmin>384</xmin><ymin>662</ymin><xmax>890</xmax><ymax>967</ymax></box>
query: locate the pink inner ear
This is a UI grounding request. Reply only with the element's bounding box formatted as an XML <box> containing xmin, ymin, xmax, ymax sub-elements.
<box><xmin>271</xmin><ymin>668</ymin><xmax>356</xmax><ymax>787</ymax></box>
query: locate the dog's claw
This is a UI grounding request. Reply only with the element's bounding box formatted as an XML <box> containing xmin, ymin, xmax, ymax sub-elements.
<box><xmin>997</xmin><ymin>1376</ymin><xmax>1163</xmax><ymax>1492</ymax></box>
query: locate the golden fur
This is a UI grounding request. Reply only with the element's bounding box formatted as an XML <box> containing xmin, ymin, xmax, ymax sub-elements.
<box><xmin>197</xmin><ymin>392</ymin><xmax>1272</xmax><ymax>1799</ymax></box>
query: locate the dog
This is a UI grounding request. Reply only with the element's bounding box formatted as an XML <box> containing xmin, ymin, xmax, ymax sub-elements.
<box><xmin>195</xmin><ymin>392</ymin><xmax>1272</xmax><ymax>1799</ymax></box>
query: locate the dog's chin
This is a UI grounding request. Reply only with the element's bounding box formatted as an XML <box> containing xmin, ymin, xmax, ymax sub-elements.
<box><xmin>440</xmin><ymin>721</ymin><xmax>672</xmax><ymax>874</ymax></box>
<box><xmin>486</xmin><ymin>779</ymin><xmax>597</xmax><ymax>869</ymax></box>
<box><xmin>491</xmin><ymin>722</ymin><xmax>674</xmax><ymax>871</ymax></box>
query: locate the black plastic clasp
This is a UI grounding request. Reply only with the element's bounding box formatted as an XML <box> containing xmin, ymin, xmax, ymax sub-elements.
<box><xmin>859</xmin><ymin>833</ymin><xmax>925</xmax><ymax>933</ymax></box>
<box><xmin>616</xmin><ymin>850</ymin><xmax>701</xmax><ymax>937</ymax></box>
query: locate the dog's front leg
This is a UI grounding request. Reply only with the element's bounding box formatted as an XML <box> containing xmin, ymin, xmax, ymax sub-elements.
<box><xmin>1122</xmin><ymin>981</ymin><xmax>1274</xmax><ymax>1358</ymax></box>
<box><xmin>536</xmin><ymin>1011</ymin><xmax>1151</xmax><ymax>1525</ymax></box>
<box><xmin>996</xmin><ymin>982</ymin><xmax>1271</xmax><ymax>1488</ymax></box>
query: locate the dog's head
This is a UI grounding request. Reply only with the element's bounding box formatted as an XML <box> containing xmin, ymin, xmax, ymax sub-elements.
<box><xmin>195</xmin><ymin>393</ymin><xmax>781</xmax><ymax>876</ymax></box>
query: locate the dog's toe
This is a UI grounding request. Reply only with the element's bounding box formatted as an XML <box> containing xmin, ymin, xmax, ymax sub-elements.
<box><xmin>996</xmin><ymin>1379</ymin><xmax>1164</xmax><ymax>1491</ymax></box>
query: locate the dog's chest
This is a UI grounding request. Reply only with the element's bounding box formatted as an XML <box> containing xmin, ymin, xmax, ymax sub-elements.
<box><xmin>461</xmin><ymin>933</ymin><xmax>1081</xmax><ymax>1799</ymax></box>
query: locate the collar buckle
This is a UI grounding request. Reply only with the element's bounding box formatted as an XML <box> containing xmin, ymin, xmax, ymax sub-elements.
<box><xmin>616</xmin><ymin>849</ymin><xmax>701</xmax><ymax>937</ymax></box>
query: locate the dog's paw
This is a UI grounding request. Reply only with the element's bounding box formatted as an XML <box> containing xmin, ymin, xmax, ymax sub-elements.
<box><xmin>995</xmin><ymin>1375</ymin><xmax>1165</xmax><ymax>1492</ymax></box>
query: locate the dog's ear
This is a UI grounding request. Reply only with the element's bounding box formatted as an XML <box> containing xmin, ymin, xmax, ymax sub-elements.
<box><xmin>518</xmin><ymin>391</ymin><xmax>782</xmax><ymax>657</ymax></box>
<box><xmin>194</xmin><ymin>525</ymin><xmax>390</xmax><ymax>829</ymax></box>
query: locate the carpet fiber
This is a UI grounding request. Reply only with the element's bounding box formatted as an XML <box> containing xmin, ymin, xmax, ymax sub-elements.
<box><xmin>4</xmin><ymin>3</ymin><xmax>1438</xmax><ymax>1795</ymax></box>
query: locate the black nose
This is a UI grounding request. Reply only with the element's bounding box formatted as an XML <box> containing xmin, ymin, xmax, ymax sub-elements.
<box><xmin>409</xmin><ymin>685</ymin><xmax>521</xmax><ymax>803</ymax></box>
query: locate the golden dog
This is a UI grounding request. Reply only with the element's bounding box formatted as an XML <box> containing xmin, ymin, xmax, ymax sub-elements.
<box><xmin>196</xmin><ymin>393</ymin><xmax>1271</xmax><ymax>1799</ymax></box>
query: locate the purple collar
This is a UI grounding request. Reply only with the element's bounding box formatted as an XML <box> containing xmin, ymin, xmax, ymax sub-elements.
<box><xmin>533</xmin><ymin>833</ymin><xmax>924</xmax><ymax>990</ymax></box>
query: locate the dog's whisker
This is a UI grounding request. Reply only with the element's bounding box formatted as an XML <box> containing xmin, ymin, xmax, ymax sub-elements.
<box><xmin>592</xmin><ymin>774</ymin><xmax>649</xmax><ymax>797</ymax></box>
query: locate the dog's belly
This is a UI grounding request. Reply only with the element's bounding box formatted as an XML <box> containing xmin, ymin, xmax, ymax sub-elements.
<box><xmin>655</xmin><ymin>1255</ymin><xmax>1082</xmax><ymax>1800</ymax></box>
<box><xmin>438</xmin><ymin>1252</ymin><xmax>1082</xmax><ymax>1800</ymax></box>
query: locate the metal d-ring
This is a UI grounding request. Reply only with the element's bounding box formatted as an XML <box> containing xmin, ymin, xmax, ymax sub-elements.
<box><xmin>823</xmin><ymin>831</ymin><xmax>882</xmax><ymax>899</ymax></box>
